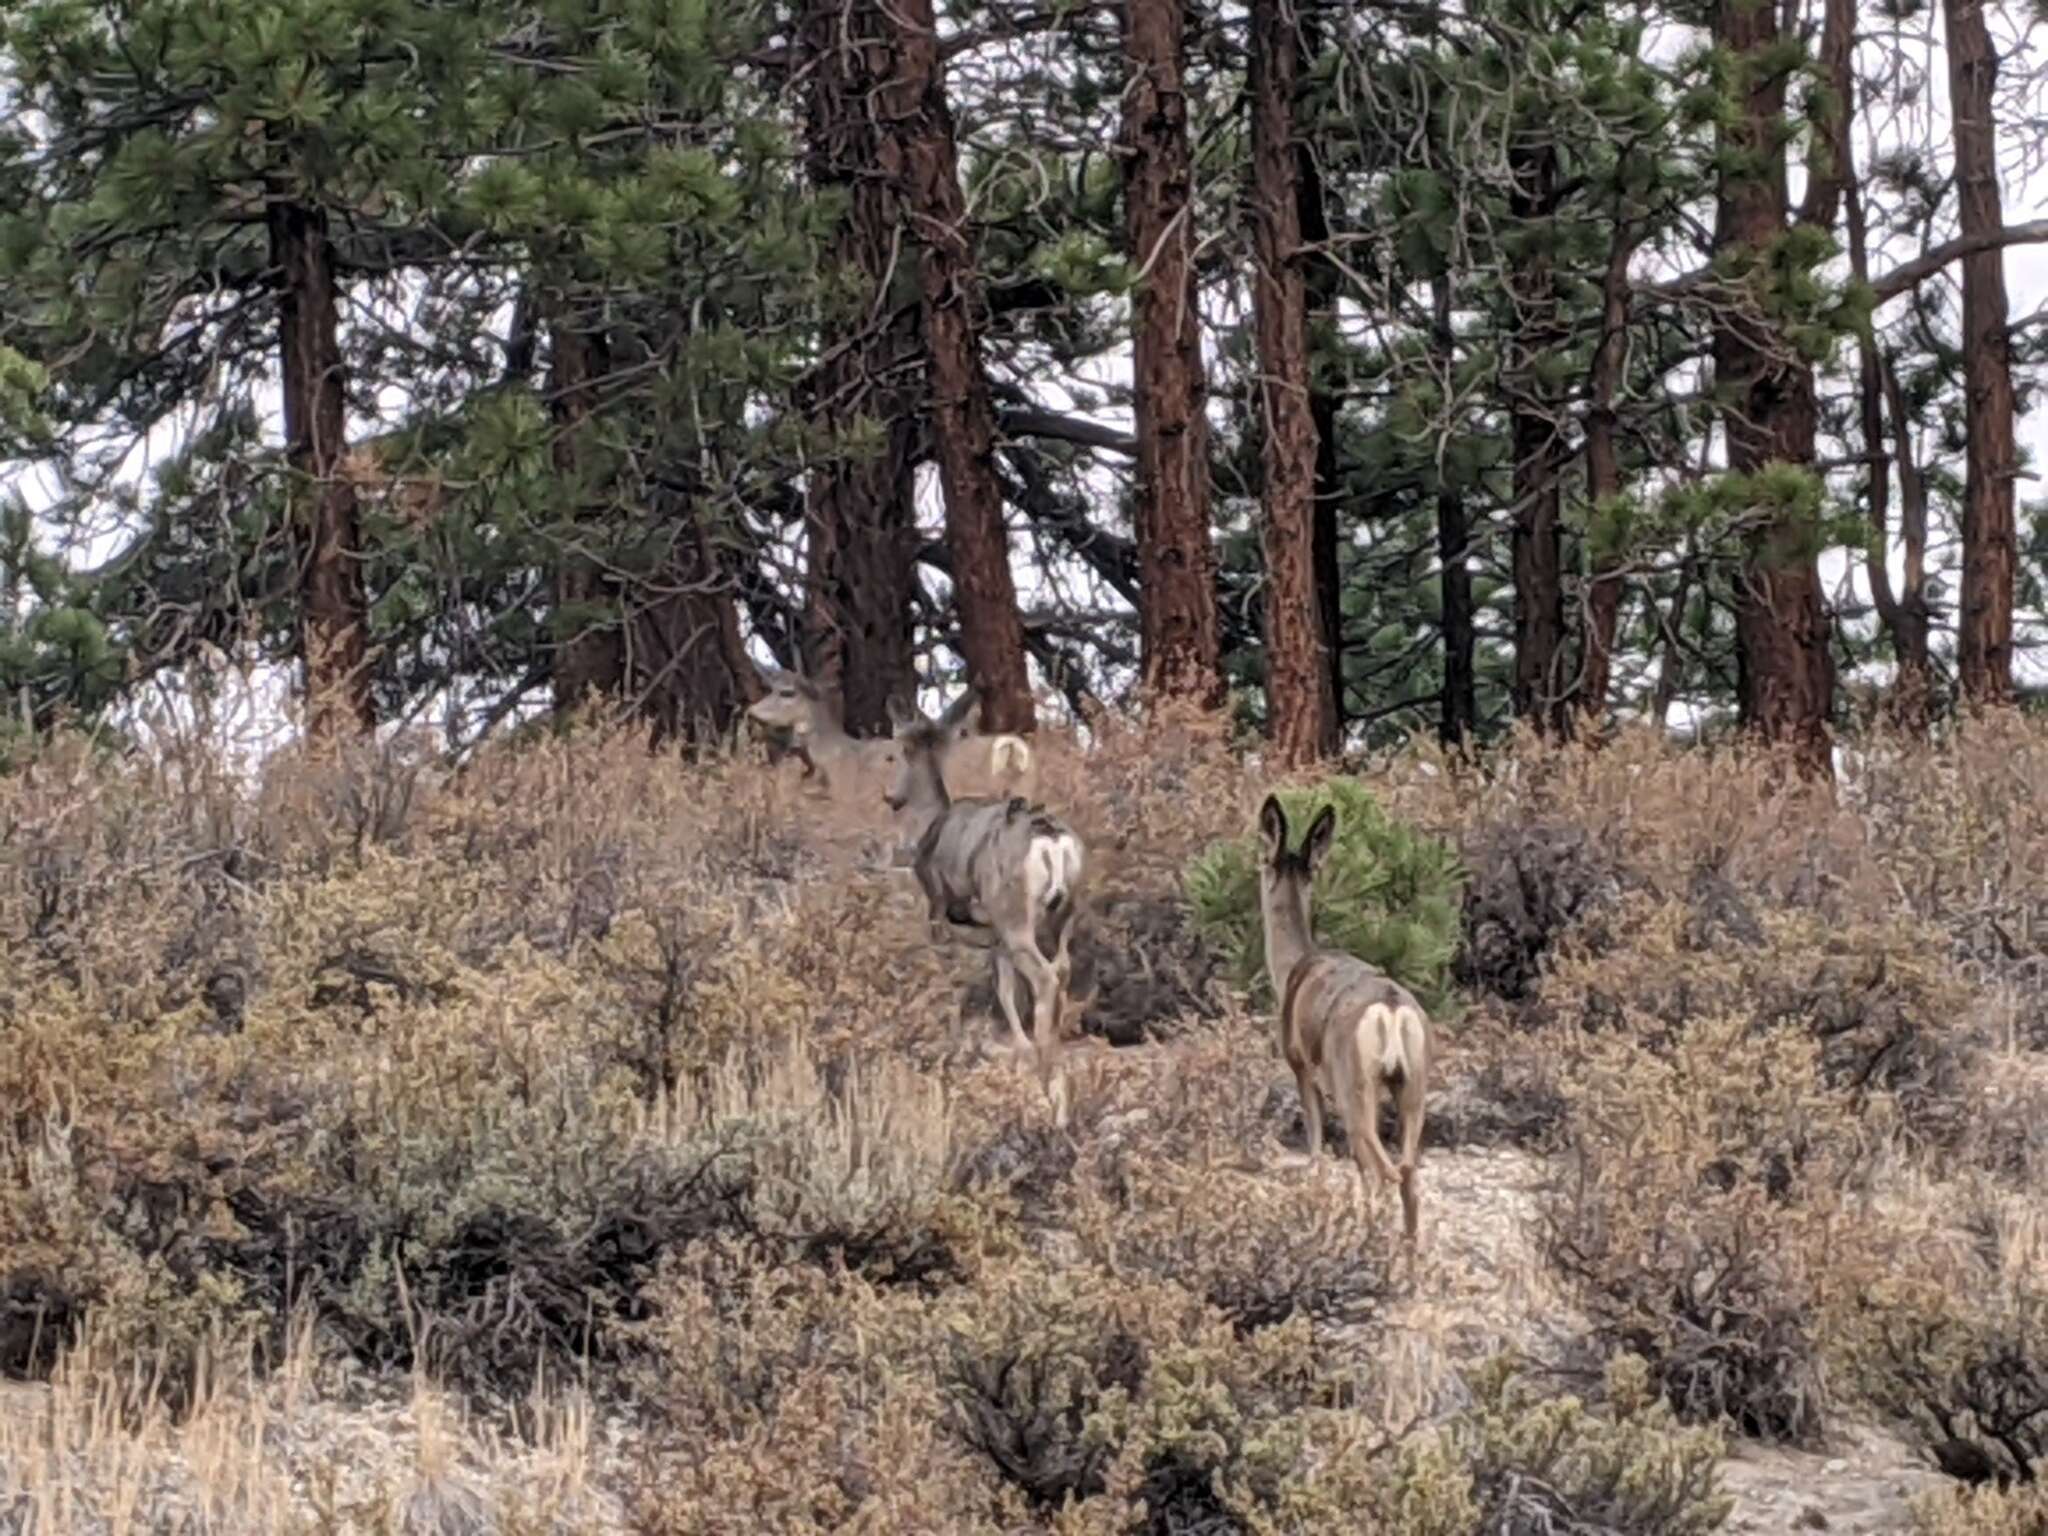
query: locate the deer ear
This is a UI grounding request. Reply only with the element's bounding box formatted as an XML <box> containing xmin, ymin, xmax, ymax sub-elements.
<box><xmin>887</xmin><ymin>694</ymin><xmax>922</xmax><ymax>731</ymax></box>
<box><xmin>938</xmin><ymin>687</ymin><xmax>981</xmax><ymax>732</ymax></box>
<box><xmin>1302</xmin><ymin>804</ymin><xmax>1337</xmax><ymax>874</ymax></box>
<box><xmin>1259</xmin><ymin>794</ymin><xmax>1289</xmax><ymax>864</ymax></box>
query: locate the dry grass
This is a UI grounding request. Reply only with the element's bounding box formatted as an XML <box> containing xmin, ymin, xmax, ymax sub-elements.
<box><xmin>1</xmin><ymin>706</ymin><xmax>2045</xmax><ymax>1528</ymax></box>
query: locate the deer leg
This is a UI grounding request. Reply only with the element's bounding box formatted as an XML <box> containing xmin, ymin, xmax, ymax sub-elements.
<box><xmin>1294</xmin><ymin>1063</ymin><xmax>1324</xmax><ymax>1172</ymax></box>
<box><xmin>990</xmin><ymin>950</ymin><xmax>1032</xmax><ymax>1055</ymax></box>
<box><xmin>1396</xmin><ymin>1066</ymin><xmax>1426</xmax><ymax>1249</ymax></box>
<box><xmin>1352</xmin><ymin>1072</ymin><xmax>1402</xmax><ymax>1189</ymax></box>
<box><xmin>1000</xmin><ymin>931</ymin><xmax>1066</xmax><ymax>1127</ymax></box>
<box><xmin>941</xmin><ymin>916</ymin><xmax>1001</xmax><ymax>950</ymax></box>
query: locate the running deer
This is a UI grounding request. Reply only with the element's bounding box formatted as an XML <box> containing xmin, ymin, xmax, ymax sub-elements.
<box><xmin>1256</xmin><ymin>794</ymin><xmax>1432</xmax><ymax>1250</ymax></box>
<box><xmin>885</xmin><ymin>688</ymin><xmax>1084</xmax><ymax>1124</ymax></box>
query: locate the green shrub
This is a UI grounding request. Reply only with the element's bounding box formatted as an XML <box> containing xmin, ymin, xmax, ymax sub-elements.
<box><xmin>1183</xmin><ymin>777</ymin><xmax>1464</xmax><ymax>1013</ymax></box>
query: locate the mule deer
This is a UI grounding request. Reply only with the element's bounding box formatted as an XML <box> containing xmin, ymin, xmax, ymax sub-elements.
<box><xmin>1256</xmin><ymin>794</ymin><xmax>1431</xmax><ymax>1250</ymax></box>
<box><xmin>745</xmin><ymin>662</ymin><xmax>1036</xmax><ymax>819</ymax></box>
<box><xmin>885</xmin><ymin>689</ymin><xmax>1084</xmax><ymax>1123</ymax></box>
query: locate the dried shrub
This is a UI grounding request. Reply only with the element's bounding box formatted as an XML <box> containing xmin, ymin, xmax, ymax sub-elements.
<box><xmin>1545</xmin><ymin>899</ymin><xmax>1975</xmax><ymax>1137</ymax></box>
<box><xmin>1070</xmin><ymin>1158</ymin><xmax>1392</xmax><ymax>1336</ymax></box>
<box><xmin>1541</xmin><ymin>1014</ymin><xmax>1843</xmax><ymax>1444</ymax></box>
<box><xmin>1454</xmin><ymin>1352</ymin><xmax>1732</xmax><ymax>1536</ymax></box>
<box><xmin>961</xmin><ymin>892</ymin><xmax>1223</xmax><ymax>1046</ymax></box>
<box><xmin>1418</xmin><ymin>1048</ymin><xmax>1569</xmax><ymax>1152</ymax></box>
<box><xmin>1846</xmin><ymin>712</ymin><xmax>2048</xmax><ymax>1048</ymax></box>
<box><xmin>1454</xmin><ymin>817</ymin><xmax>1623</xmax><ymax>1004</ymax></box>
<box><xmin>628</xmin><ymin>1248</ymin><xmax>1004</xmax><ymax>1534</ymax></box>
<box><xmin>1185</xmin><ymin>777</ymin><xmax>1464</xmax><ymax>1013</ymax></box>
<box><xmin>1836</xmin><ymin>1238</ymin><xmax>2048</xmax><ymax>1493</ymax></box>
<box><xmin>933</xmin><ymin>1264</ymin><xmax>1380</xmax><ymax>1533</ymax></box>
<box><xmin>1911</xmin><ymin>1484</ymin><xmax>2048</xmax><ymax>1536</ymax></box>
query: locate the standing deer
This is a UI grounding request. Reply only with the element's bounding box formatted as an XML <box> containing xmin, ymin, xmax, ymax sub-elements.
<box><xmin>745</xmin><ymin>662</ymin><xmax>1036</xmax><ymax>824</ymax></box>
<box><xmin>1256</xmin><ymin>794</ymin><xmax>1432</xmax><ymax>1252</ymax></box>
<box><xmin>885</xmin><ymin>688</ymin><xmax>1084</xmax><ymax>1124</ymax></box>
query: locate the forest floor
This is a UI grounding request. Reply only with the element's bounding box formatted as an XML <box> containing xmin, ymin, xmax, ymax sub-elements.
<box><xmin>0</xmin><ymin>1041</ymin><xmax>1951</xmax><ymax>1534</ymax></box>
<box><xmin>2</xmin><ymin>711</ymin><xmax>2043</xmax><ymax>1533</ymax></box>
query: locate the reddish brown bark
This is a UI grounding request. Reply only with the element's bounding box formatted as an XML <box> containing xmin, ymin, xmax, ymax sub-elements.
<box><xmin>1120</xmin><ymin>0</ymin><xmax>1223</xmax><ymax>707</ymax></box>
<box><xmin>546</xmin><ymin>306</ymin><xmax>625</xmax><ymax>714</ymax></box>
<box><xmin>1294</xmin><ymin>7</ymin><xmax>1345</xmax><ymax>732</ymax></box>
<box><xmin>1299</xmin><ymin>138</ymin><xmax>1346</xmax><ymax>733</ymax></box>
<box><xmin>1249</xmin><ymin>0</ymin><xmax>1336</xmax><ymax>765</ymax></box>
<box><xmin>1711</xmin><ymin>0</ymin><xmax>1835</xmax><ymax>778</ymax></box>
<box><xmin>798</xmin><ymin>0</ymin><xmax>922</xmax><ymax>735</ymax></box>
<box><xmin>1509</xmin><ymin>143</ymin><xmax>1566</xmax><ymax>731</ymax></box>
<box><xmin>1945</xmin><ymin>0</ymin><xmax>2018</xmax><ymax>705</ymax></box>
<box><xmin>887</xmin><ymin>0</ymin><xmax>1035</xmax><ymax>733</ymax></box>
<box><xmin>1578</xmin><ymin>226</ymin><xmax>1636</xmax><ymax>726</ymax></box>
<box><xmin>270</xmin><ymin>198</ymin><xmax>374</xmax><ymax>738</ymax></box>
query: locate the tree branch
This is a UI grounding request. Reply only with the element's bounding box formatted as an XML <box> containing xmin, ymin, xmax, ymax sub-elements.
<box><xmin>1869</xmin><ymin>219</ymin><xmax>2048</xmax><ymax>304</ymax></box>
<box><xmin>1640</xmin><ymin>219</ymin><xmax>2048</xmax><ymax>309</ymax></box>
<box><xmin>997</xmin><ymin>404</ymin><xmax>1137</xmax><ymax>458</ymax></box>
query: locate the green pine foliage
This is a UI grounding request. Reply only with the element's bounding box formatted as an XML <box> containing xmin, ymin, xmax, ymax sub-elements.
<box><xmin>1184</xmin><ymin>778</ymin><xmax>1465</xmax><ymax>1015</ymax></box>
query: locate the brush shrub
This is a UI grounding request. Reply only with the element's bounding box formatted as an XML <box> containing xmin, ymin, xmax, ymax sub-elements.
<box><xmin>1184</xmin><ymin>778</ymin><xmax>1464</xmax><ymax>1012</ymax></box>
<box><xmin>1836</xmin><ymin>1256</ymin><xmax>2048</xmax><ymax>1493</ymax></box>
<box><xmin>1910</xmin><ymin>1485</ymin><xmax>2048</xmax><ymax>1536</ymax></box>
<box><xmin>1454</xmin><ymin>816</ymin><xmax>1623</xmax><ymax>1005</ymax></box>
<box><xmin>1541</xmin><ymin>1014</ymin><xmax>1841</xmax><ymax>1444</ymax></box>
<box><xmin>1453</xmin><ymin>1352</ymin><xmax>1732</xmax><ymax>1535</ymax></box>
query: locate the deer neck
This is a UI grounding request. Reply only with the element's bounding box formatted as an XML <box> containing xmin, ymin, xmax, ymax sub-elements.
<box><xmin>1261</xmin><ymin>883</ymin><xmax>1316</xmax><ymax>999</ymax></box>
<box><xmin>899</xmin><ymin>747</ymin><xmax>953</xmax><ymax>836</ymax></box>
<box><xmin>801</xmin><ymin>707</ymin><xmax>856</xmax><ymax>762</ymax></box>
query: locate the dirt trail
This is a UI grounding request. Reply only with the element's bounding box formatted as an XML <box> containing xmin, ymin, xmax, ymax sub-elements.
<box><xmin>1203</xmin><ymin>1047</ymin><xmax>1952</xmax><ymax>1536</ymax></box>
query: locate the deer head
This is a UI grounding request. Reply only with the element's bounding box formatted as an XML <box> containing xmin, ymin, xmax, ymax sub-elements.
<box><xmin>1258</xmin><ymin>794</ymin><xmax>1335</xmax><ymax>980</ymax></box>
<box><xmin>883</xmin><ymin>687</ymin><xmax>981</xmax><ymax>815</ymax></box>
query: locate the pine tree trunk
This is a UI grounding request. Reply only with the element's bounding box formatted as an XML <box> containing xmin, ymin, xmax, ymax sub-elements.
<box><xmin>799</xmin><ymin>0</ymin><xmax>922</xmax><ymax>734</ymax></box>
<box><xmin>270</xmin><ymin>199</ymin><xmax>373</xmax><ymax>738</ymax></box>
<box><xmin>889</xmin><ymin>0</ymin><xmax>1035</xmax><ymax>733</ymax></box>
<box><xmin>1844</xmin><ymin>127</ymin><xmax>1934</xmax><ymax>726</ymax></box>
<box><xmin>546</xmin><ymin>306</ymin><xmax>625</xmax><ymax>714</ymax></box>
<box><xmin>629</xmin><ymin>502</ymin><xmax>756</xmax><ymax>748</ymax></box>
<box><xmin>1121</xmin><ymin>0</ymin><xmax>1223</xmax><ymax>706</ymax></box>
<box><xmin>1249</xmin><ymin>0</ymin><xmax>1336</xmax><ymax>765</ymax></box>
<box><xmin>1432</xmin><ymin>275</ymin><xmax>1475</xmax><ymax>748</ymax></box>
<box><xmin>1578</xmin><ymin>226</ymin><xmax>1635</xmax><ymax>728</ymax></box>
<box><xmin>1876</xmin><ymin>355</ymin><xmax>1936</xmax><ymax>722</ymax></box>
<box><xmin>1945</xmin><ymin>0</ymin><xmax>2018</xmax><ymax>706</ymax></box>
<box><xmin>1509</xmin><ymin>144</ymin><xmax>1565</xmax><ymax>732</ymax></box>
<box><xmin>1712</xmin><ymin>0</ymin><xmax>1834</xmax><ymax>777</ymax></box>
<box><xmin>1296</xmin><ymin>35</ymin><xmax>1346</xmax><ymax>737</ymax></box>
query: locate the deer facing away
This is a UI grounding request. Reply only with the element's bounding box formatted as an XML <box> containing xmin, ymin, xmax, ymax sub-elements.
<box><xmin>885</xmin><ymin>688</ymin><xmax>1084</xmax><ymax>1123</ymax></box>
<box><xmin>1256</xmin><ymin>794</ymin><xmax>1431</xmax><ymax>1248</ymax></box>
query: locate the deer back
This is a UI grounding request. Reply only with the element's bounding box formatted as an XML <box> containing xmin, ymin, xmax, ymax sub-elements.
<box><xmin>939</xmin><ymin>733</ymin><xmax>1038</xmax><ymax>803</ymax></box>
<box><xmin>1278</xmin><ymin>950</ymin><xmax>1425</xmax><ymax>1074</ymax></box>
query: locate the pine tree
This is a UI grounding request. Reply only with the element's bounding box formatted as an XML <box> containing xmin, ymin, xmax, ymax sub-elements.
<box><xmin>796</xmin><ymin>0</ymin><xmax>923</xmax><ymax>735</ymax></box>
<box><xmin>1122</xmin><ymin>0</ymin><xmax>1223</xmax><ymax>708</ymax></box>
<box><xmin>1945</xmin><ymin>0</ymin><xmax>2019</xmax><ymax>706</ymax></box>
<box><xmin>0</xmin><ymin>0</ymin><xmax>505</xmax><ymax>734</ymax></box>
<box><xmin>1248</xmin><ymin>0</ymin><xmax>1336</xmax><ymax>764</ymax></box>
